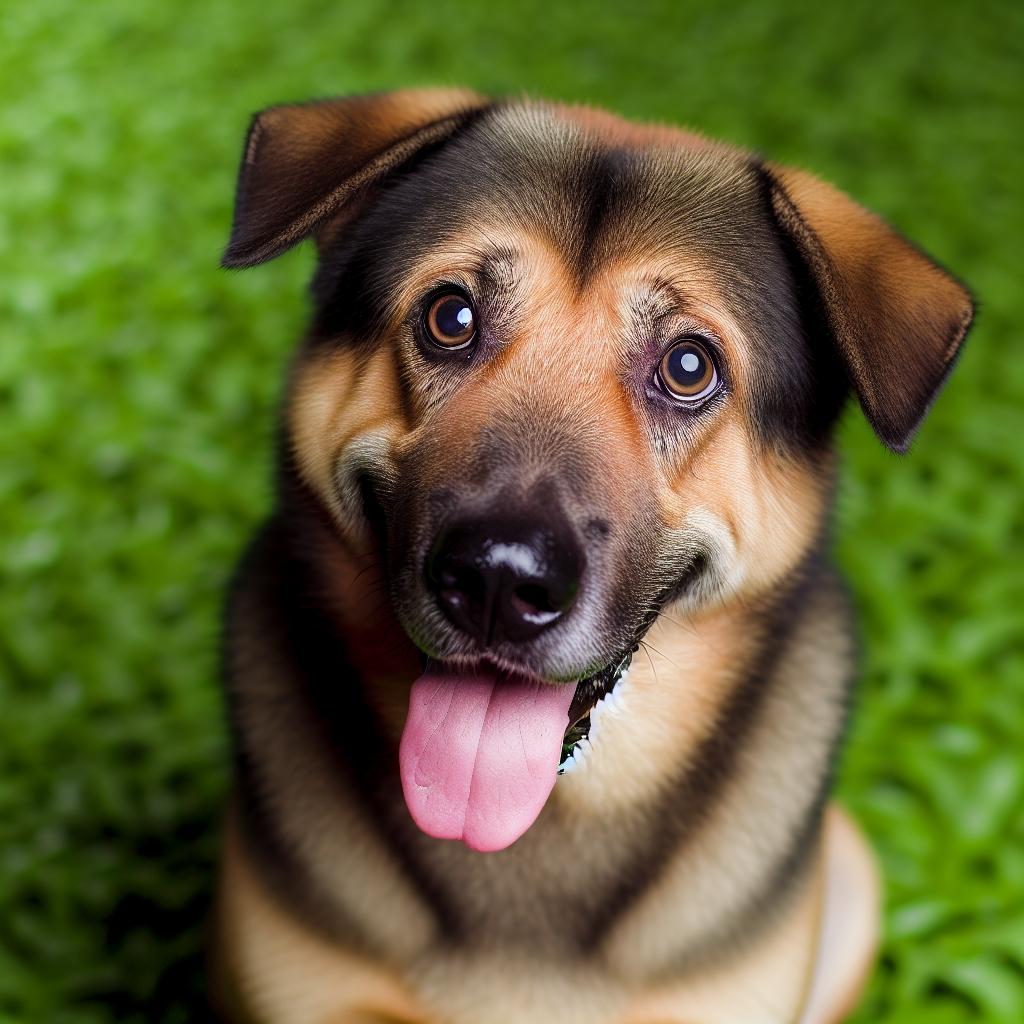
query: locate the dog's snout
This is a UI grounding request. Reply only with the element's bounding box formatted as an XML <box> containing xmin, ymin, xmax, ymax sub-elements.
<box><xmin>427</xmin><ymin>513</ymin><xmax>584</xmax><ymax>646</ymax></box>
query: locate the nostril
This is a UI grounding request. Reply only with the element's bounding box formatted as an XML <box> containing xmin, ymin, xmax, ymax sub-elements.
<box><xmin>432</xmin><ymin>560</ymin><xmax>490</xmax><ymax>642</ymax></box>
<box><xmin>512</xmin><ymin>583</ymin><xmax>557</xmax><ymax>615</ymax></box>
<box><xmin>509</xmin><ymin>585</ymin><xmax>563</xmax><ymax>628</ymax></box>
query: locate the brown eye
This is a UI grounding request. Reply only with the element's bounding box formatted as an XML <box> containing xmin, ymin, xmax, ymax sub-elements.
<box><xmin>424</xmin><ymin>292</ymin><xmax>476</xmax><ymax>349</ymax></box>
<box><xmin>658</xmin><ymin>339</ymin><xmax>719</xmax><ymax>402</ymax></box>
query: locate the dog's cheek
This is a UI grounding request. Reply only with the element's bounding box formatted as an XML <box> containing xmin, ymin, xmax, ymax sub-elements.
<box><xmin>377</xmin><ymin>473</ymin><xmax>433</xmax><ymax>641</ymax></box>
<box><xmin>288</xmin><ymin>343</ymin><xmax>409</xmax><ymax>545</ymax></box>
<box><xmin>741</xmin><ymin>450</ymin><xmax>834</xmax><ymax>594</ymax></box>
<box><xmin>651</xmin><ymin>414</ymin><xmax>745</xmax><ymax>608</ymax></box>
<box><xmin>656</xmin><ymin>417</ymin><xmax>831</xmax><ymax>608</ymax></box>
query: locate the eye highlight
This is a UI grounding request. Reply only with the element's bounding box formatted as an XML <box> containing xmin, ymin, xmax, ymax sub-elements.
<box><xmin>657</xmin><ymin>338</ymin><xmax>719</xmax><ymax>402</ymax></box>
<box><xmin>424</xmin><ymin>292</ymin><xmax>477</xmax><ymax>350</ymax></box>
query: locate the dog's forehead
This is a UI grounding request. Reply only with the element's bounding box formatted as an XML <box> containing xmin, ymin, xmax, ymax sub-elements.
<box><xmin>424</xmin><ymin>101</ymin><xmax>771</xmax><ymax>274</ymax></box>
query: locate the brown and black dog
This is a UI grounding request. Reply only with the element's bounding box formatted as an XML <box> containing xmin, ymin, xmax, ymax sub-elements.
<box><xmin>212</xmin><ymin>90</ymin><xmax>973</xmax><ymax>1024</ymax></box>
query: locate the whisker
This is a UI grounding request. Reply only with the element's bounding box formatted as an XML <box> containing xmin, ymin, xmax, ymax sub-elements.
<box><xmin>639</xmin><ymin>640</ymin><xmax>660</xmax><ymax>686</ymax></box>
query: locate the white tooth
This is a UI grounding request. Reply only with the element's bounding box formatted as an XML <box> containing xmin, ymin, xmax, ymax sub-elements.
<box><xmin>560</xmin><ymin>737</ymin><xmax>593</xmax><ymax>775</ymax></box>
<box><xmin>563</xmin><ymin>669</ymin><xmax>635</xmax><ymax>776</ymax></box>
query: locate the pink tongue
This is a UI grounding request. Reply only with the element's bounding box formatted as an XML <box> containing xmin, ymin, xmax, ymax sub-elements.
<box><xmin>399</xmin><ymin>665</ymin><xmax>576</xmax><ymax>852</ymax></box>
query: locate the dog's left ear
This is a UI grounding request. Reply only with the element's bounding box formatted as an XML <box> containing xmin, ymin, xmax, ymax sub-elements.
<box><xmin>222</xmin><ymin>89</ymin><xmax>488</xmax><ymax>269</ymax></box>
<box><xmin>765</xmin><ymin>164</ymin><xmax>974</xmax><ymax>452</ymax></box>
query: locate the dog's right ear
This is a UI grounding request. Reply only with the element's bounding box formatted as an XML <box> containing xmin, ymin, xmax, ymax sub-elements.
<box><xmin>222</xmin><ymin>89</ymin><xmax>488</xmax><ymax>268</ymax></box>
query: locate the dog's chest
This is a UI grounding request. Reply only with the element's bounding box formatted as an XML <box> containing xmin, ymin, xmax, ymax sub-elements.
<box><xmin>397</xmin><ymin>798</ymin><xmax>649</xmax><ymax>953</ymax></box>
<box><xmin>373</xmin><ymin>807</ymin><xmax>654</xmax><ymax>1022</ymax></box>
<box><xmin>408</xmin><ymin>952</ymin><xmax>629</xmax><ymax>1024</ymax></box>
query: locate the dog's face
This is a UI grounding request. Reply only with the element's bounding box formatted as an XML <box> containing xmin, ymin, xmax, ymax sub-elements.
<box><xmin>224</xmin><ymin>91</ymin><xmax>972</xmax><ymax>849</ymax></box>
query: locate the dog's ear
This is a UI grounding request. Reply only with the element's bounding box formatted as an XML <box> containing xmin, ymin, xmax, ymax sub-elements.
<box><xmin>765</xmin><ymin>163</ymin><xmax>974</xmax><ymax>452</ymax></box>
<box><xmin>222</xmin><ymin>89</ymin><xmax>488</xmax><ymax>269</ymax></box>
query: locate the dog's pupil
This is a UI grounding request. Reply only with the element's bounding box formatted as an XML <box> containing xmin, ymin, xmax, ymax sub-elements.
<box><xmin>670</xmin><ymin>345</ymin><xmax>705</xmax><ymax>385</ymax></box>
<box><xmin>679</xmin><ymin>351</ymin><xmax>700</xmax><ymax>375</ymax></box>
<box><xmin>438</xmin><ymin>299</ymin><xmax>472</xmax><ymax>337</ymax></box>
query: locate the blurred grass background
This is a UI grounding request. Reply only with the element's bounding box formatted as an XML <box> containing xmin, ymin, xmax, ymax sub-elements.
<box><xmin>1</xmin><ymin>0</ymin><xmax>1021</xmax><ymax>1020</ymax></box>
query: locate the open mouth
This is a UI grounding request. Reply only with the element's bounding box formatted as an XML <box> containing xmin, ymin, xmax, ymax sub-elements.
<box><xmin>411</xmin><ymin>646</ymin><xmax>636</xmax><ymax>773</ymax></box>
<box><xmin>400</xmin><ymin>646</ymin><xmax>638</xmax><ymax>852</ymax></box>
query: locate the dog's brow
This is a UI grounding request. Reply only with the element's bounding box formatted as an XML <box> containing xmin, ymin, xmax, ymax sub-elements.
<box><xmin>470</xmin><ymin>244</ymin><xmax>520</xmax><ymax>291</ymax></box>
<box><xmin>630</xmin><ymin>275</ymin><xmax>687</xmax><ymax>333</ymax></box>
<box><xmin>645</xmin><ymin>276</ymin><xmax>686</xmax><ymax>316</ymax></box>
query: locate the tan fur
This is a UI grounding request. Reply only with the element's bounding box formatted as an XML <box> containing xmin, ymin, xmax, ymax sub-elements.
<box><xmin>554</xmin><ymin>598</ymin><xmax>753</xmax><ymax>816</ymax></box>
<box><xmin>215</xmin><ymin>805</ymin><xmax>877</xmax><ymax>1024</ymax></box>
<box><xmin>213</xmin><ymin>808</ymin><xmax>430</xmax><ymax>1024</ymax></box>
<box><xmin>601</xmin><ymin>576</ymin><xmax>854</xmax><ymax>973</ymax></box>
<box><xmin>245</xmin><ymin>225</ymin><xmax>871</xmax><ymax>1024</ymax></box>
<box><xmin>208</xmin><ymin>92</ymin><xmax>972</xmax><ymax>1024</ymax></box>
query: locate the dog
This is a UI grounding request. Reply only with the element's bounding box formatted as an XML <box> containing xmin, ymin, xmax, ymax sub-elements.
<box><xmin>210</xmin><ymin>90</ymin><xmax>973</xmax><ymax>1024</ymax></box>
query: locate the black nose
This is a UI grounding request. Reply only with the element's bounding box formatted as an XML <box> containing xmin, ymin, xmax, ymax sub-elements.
<box><xmin>427</xmin><ymin>513</ymin><xmax>584</xmax><ymax>645</ymax></box>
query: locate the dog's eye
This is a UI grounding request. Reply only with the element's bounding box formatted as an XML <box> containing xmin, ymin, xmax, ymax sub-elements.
<box><xmin>424</xmin><ymin>292</ymin><xmax>477</xmax><ymax>350</ymax></box>
<box><xmin>657</xmin><ymin>339</ymin><xmax>719</xmax><ymax>402</ymax></box>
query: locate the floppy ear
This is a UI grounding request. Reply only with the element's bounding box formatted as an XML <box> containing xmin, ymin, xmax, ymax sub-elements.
<box><xmin>222</xmin><ymin>89</ymin><xmax>488</xmax><ymax>269</ymax></box>
<box><xmin>765</xmin><ymin>163</ymin><xmax>974</xmax><ymax>452</ymax></box>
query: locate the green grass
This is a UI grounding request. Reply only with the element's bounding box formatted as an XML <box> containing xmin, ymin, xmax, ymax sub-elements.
<box><xmin>1</xmin><ymin>1</ymin><xmax>1021</xmax><ymax>1020</ymax></box>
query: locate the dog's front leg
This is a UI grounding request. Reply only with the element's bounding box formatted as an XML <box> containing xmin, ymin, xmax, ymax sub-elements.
<box><xmin>210</xmin><ymin>810</ymin><xmax>435</xmax><ymax>1024</ymax></box>
<box><xmin>620</xmin><ymin>808</ymin><xmax>878</xmax><ymax>1024</ymax></box>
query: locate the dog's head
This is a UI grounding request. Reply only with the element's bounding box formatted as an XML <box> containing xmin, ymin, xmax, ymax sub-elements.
<box><xmin>224</xmin><ymin>90</ymin><xmax>972</xmax><ymax>850</ymax></box>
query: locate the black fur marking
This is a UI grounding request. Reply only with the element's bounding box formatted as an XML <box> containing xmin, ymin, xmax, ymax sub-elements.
<box><xmin>221</xmin><ymin>525</ymin><xmax>377</xmax><ymax>950</ymax></box>
<box><xmin>571</xmin><ymin>146</ymin><xmax>625</xmax><ymax>285</ymax></box>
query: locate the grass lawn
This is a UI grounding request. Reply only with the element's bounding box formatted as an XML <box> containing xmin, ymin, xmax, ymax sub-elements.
<box><xmin>1</xmin><ymin>1</ymin><xmax>1021</xmax><ymax>1020</ymax></box>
